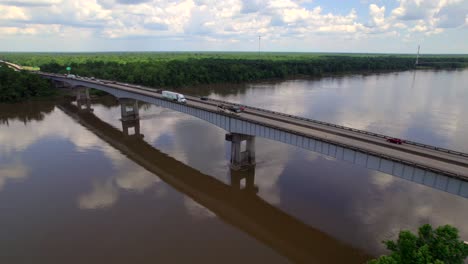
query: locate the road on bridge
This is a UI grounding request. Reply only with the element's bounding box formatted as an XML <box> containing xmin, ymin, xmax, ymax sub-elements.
<box><xmin>39</xmin><ymin>72</ymin><xmax>468</xmax><ymax>180</ymax></box>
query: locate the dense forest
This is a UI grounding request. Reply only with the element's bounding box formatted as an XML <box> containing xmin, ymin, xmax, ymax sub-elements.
<box><xmin>1</xmin><ymin>52</ymin><xmax>467</xmax><ymax>93</ymax></box>
<box><xmin>2</xmin><ymin>51</ymin><xmax>468</xmax><ymax>65</ymax></box>
<box><xmin>0</xmin><ymin>65</ymin><xmax>56</xmax><ymax>103</ymax></box>
<box><xmin>40</xmin><ymin>56</ymin><xmax>419</xmax><ymax>87</ymax></box>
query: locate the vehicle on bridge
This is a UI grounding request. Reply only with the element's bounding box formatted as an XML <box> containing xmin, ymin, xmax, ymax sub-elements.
<box><xmin>66</xmin><ymin>74</ymin><xmax>76</xmax><ymax>79</ymax></box>
<box><xmin>162</xmin><ymin>91</ymin><xmax>187</xmax><ymax>103</ymax></box>
<box><xmin>229</xmin><ymin>105</ymin><xmax>245</xmax><ymax>113</ymax></box>
<box><xmin>217</xmin><ymin>104</ymin><xmax>235</xmax><ymax>115</ymax></box>
<box><xmin>387</xmin><ymin>138</ymin><xmax>404</xmax><ymax>144</ymax></box>
<box><xmin>217</xmin><ymin>104</ymin><xmax>245</xmax><ymax>114</ymax></box>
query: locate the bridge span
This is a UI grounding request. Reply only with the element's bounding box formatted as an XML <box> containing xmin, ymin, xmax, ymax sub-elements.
<box><xmin>40</xmin><ymin>72</ymin><xmax>468</xmax><ymax>199</ymax></box>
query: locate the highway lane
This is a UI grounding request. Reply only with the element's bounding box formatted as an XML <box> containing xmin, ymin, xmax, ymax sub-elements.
<box><xmin>187</xmin><ymin>100</ymin><xmax>468</xmax><ymax>177</ymax></box>
<box><xmin>185</xmin><ymin>96</ymin><xmax>468</xmax><ymax>166</ymax></box>
<box><xmin>40</xmin><ymin>73</ymin><xmax>468</xmax><ymax>179</ymax></box>
<box><xmin>107</xmin><ymin>80</ymin><xmax>468</xmax><ymax>177</ymax></box>
<box><xmin>245</xmin><ymin>108</ymin><xmax>468</xmax><ymax>166</ymax></box>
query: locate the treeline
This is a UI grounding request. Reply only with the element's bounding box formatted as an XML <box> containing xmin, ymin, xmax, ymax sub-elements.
<box><xmin>40</xmin><ymin>56</ymin><xmax>420</xmax><ymax>88</ymax></box>
<box><xmin>3</xmin><ymin>52</ymin><xmax>468</xmax><ymax>67</ymax></box>
<box><xmin>0</xmin><ymin>65</ymin><xmax>56</xmax><ymax>103</ymax></box>
<box><xmin>2</xmin><ymin>53</ymin><xmax>467</xmax><ymax>94</ymax></box>
<box><xmin>416</xmin><ymin>56</ymin><xmax>468</xmax><ymax>69</ymax></box>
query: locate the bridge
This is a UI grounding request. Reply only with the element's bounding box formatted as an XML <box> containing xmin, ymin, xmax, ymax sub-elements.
<box><xmin>1</xmin><ymin>61</ymin><xmax>23</xmax><ymax>71</ymax></box>
<box><xmin>58</xmin><ymin>101</ymin><xmax>371</xmax><ymax>263</ymax></box>
<box><xmin>39</xmin><ymin>72</ymin><xmax>468</xmax><ymax>199</ymax></box>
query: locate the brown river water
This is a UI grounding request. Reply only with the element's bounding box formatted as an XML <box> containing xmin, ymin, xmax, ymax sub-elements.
<box><xmin>1</xmin><ymin>69</ymin><xmax>468</xmax><ymax>263</ymax></box>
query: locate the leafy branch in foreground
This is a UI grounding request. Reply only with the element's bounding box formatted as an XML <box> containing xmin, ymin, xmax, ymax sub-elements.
<box><xmin>369</xmin><ymin>224</ymin><xmax>468</xmax><ymax>264</ymax></box>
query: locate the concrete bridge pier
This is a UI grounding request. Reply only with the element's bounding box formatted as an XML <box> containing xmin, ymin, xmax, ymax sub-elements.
<box><xmin>75</xmin><ymin>87</ymin><xmax>92</xmax><ymax>111</ymax></box>
<box><xmin>230</xmin><ymin>167</ymin><xmax>259</xmax><ymax>194</ymax></box>
<box><xmin>53</xmin><ymin>80</ymin><xmax>71</xmax><ymax>89</ymax></box>
<box><xmin>120</xmin><ymin>99</ymin><xmax>139</xmax><ymax>121</ymax></box>
<box><xmin>226</xmin><ymin>133</ymin><xmax>256</xmax><ymax>170</ymax></box>
<box><xmin>120</xmin><ymin>99</ymin><xmax>142</xmax><ymax>137</ymax></box>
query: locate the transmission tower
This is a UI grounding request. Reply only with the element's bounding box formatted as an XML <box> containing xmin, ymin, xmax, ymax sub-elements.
<box><xmin>258</xmin><ymin>36</ymin><xmax>261</xmax><ymax>53</ymax></box>
<box><xmin>415</xmin><ymin>45</ymin><xmax>420</xmax><ymax>65</ymax></box>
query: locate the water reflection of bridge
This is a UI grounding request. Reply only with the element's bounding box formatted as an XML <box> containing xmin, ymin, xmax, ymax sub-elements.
<box><xmin>44</xmin><ymin>74</ymin><xmax>468</xmax><ymax>199</ymax></box>
<box><xmin>58</xmin><ymin>102</ymin><xmax>371</xmax><ymax>263</ymax></box>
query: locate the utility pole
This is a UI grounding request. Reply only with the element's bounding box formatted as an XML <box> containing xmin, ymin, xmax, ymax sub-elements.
<box><xmin>415</xmin><ymin>45</ymin><xmax>420</xmax><ymax>65</ymax></box>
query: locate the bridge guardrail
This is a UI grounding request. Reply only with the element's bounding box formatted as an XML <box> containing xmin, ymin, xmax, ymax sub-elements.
<box><xmin>200</xmin><ymin>97</ymin><xmax>468</xmax><ymax>159</ymax></box>
<box><xmin>73</xmin><ymin>79</ymin><xmax>468</xmax><ymax>159</ymax></box>
<box><xmin>40</xmin><ymin>73</ymin><xmax>468</xmax><ymax>159</ymax></box>
<box><xmin>42</xmin><ymin>74</ymin><xmax>467</xmax><ymax>179</ymax></box>
<box><xmin>162</xmin><ymin>93</ymin><xmax>466</xmax><ymax>180</ymax></box>
<box><xmin>221</xmin><ymin>105</ymin><xmax>465</xmax><ymax>180</ymax></box>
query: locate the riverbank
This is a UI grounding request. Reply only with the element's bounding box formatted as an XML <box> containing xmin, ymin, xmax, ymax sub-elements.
<box><xmin>2</xmin><ymin>53</ymin><xmax>467</xmax><ymax>102</ymax></box>
<box><xmin>1</xmin><ymin>53</ymin><xmax>467</xmax><ymax>90</ymax></box>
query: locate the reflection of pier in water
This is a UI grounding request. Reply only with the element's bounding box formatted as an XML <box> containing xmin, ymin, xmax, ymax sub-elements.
<box><xmin>58</xmin><ymin>101</ymin><xmax>371</xmax><ymax>263</ymax></box>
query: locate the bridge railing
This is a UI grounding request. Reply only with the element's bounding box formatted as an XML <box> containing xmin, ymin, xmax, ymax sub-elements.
<box><xmin>42</xmin><ymin>74</ymin><xmax>468</xmax><ymax>159</ymax></box>
<box><xmin>200</xmin><ymin>97</ymin><xmax>468</xmax><ymax>158</ymax></box>
<box><xmin>223</xmin><ymin>105</ymin><xmax>466</xmax><ymax>180</ymax></box>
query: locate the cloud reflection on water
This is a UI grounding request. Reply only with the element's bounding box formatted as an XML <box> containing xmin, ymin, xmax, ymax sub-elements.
<box><xmin>0</xmin><ymin>160</ymin><xmax>29</xmax><ymax>191</ymax></box>
<box><xmin>0</xmin><ymin>104</ymin><xmax>165</xmax><ymax>208</ymax></box>
<box><xmin>78</xmin><ymin>179</ymin><xmax>118</xmax><ymax>209</ymax></box>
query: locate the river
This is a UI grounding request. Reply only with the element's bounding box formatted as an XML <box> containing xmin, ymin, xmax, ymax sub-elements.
<box><xmin>1</xmin><ymin>69</ymin><xmax>467</xmax><ymax>263</ymax></box>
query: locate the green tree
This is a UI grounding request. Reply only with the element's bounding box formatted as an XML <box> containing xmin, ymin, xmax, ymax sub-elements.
<box><xmin>0</xmin><ymin>66</ymin><xmax>55</xmax><ymax>103</ymax></box>
<box><xmin>369</xmin><ymin>224</ymin><xmax>468</xmax><ymax>264</ymax></box>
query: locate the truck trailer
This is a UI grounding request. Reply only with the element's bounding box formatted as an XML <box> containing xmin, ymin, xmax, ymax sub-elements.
<box><xmin>162</xmin><ymin>91</ymin><xmax>187</xmax><ymax>103</ymax></box>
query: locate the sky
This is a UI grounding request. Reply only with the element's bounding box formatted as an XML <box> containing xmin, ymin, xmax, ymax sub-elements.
<box><xmin>0</xmin><ymin>0</ymin><xmax>467</xmax><ymax>53</ymax></box>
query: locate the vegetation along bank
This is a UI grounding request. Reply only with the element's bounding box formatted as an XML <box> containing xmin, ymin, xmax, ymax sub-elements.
<box><xmin>1</xmin><ymin>52</ymin><xmax>467</xmax><ymax>102</ymax></box>
<box><xmin>0</xmin><ymin>64</ymin><xmax>55</xmax><ymax>103</ymax></box>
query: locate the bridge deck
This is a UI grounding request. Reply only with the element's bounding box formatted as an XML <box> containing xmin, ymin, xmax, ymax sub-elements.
<box><xmin>41</xmin><ymin>73</ymin><xmax>468</xmax><ymax>179</ymax></box>
<box><xmin>188</xmin><ymin>100</ymin><xmax>468</xmax><ymax>177</ymax></box>
<box><xmin>186</xmin><ymin>96</ymin><xmax>468</xmax><ymax>164</ymax></box>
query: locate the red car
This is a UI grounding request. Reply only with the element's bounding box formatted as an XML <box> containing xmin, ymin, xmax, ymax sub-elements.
<box><xmin>386</xmin><ymin>138</ymin><xmax>403</xmax><ymax>144</ymax></box>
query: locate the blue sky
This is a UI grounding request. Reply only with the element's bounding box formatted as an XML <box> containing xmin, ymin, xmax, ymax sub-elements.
<box><xmin>0</xmin><ymin>0</ymin><xmax>467</xmax><ymax>53</ymax></box>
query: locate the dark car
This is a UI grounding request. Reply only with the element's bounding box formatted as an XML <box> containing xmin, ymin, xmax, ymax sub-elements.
<box><xmin>200</xmin><ymin>96</ymin><xmax>208</xmax><ymax>101</ymax></box>
<box><xmin>228</xmin><ymin>105</ymin><xmax>245</xmax><ymax>113</ymax></box>
<box><xmin>386</xmin><ymin>138</ymin><xmax>403</xmax><ymax>144</ymax></box>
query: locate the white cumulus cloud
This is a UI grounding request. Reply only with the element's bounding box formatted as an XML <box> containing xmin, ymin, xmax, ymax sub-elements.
<box><xmin>0</xmin><ymin>0</ymin><xmax>467</xmax><ymax>52</ymax></box>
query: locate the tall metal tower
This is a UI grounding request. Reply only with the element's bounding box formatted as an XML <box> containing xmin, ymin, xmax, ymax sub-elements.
<box><xmin>415</xmin><ymin>45</ymin><xmax>420</xmax><ymax>65</ymax></box>
<box><xmin>258</xmin><ymin>35</ymin><xmax>261</xmax><ymax>53</ymax></box>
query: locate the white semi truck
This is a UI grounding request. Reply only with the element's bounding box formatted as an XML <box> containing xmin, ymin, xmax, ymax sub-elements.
<box><xmin>162</xmin><ymin>91</ymin><xmax>187</xmax><ymax>103</ymax></box>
